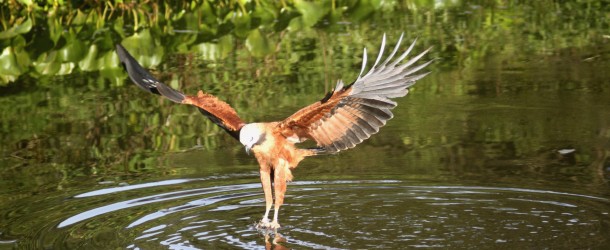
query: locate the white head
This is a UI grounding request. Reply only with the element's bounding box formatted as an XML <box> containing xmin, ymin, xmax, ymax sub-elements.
<box><xmin>239</xmin><ymin>123</ymin><xmax>264</xmax><ymax>154</ymax></box>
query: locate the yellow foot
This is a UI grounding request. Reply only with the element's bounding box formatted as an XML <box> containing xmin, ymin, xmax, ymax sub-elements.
<box><xmin>268</xmin><ymin>220</ymin><xmax>281</xmax><ymax>229</ymax></box>
<box><xmin>256</xmin><ymin>218</ymin><xmax>270</xmax><ymax>229</ymax></box>
<box><xmin>256</xmin><ymin>218</ymin><xmax>281</xmax><ymax>230</ymax></box>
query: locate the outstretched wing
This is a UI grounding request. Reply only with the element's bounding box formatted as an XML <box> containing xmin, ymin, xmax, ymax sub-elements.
<box><xmin>277</xmin><ymin>34</ymin><xmax>432</xmax><ymax>153</ymax></box>
<box><xmin>116</xmin><ymin>44</ymin><xmax>245</xmax><ymax>140</ymax></box>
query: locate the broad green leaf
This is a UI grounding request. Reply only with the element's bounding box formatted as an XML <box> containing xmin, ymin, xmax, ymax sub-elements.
<box><xmin>233</xmin><ymin>11</ymin><xmax>252</xmax><ymax>38</ymax></box>
<box><xmin>98</xmin><ymin>50</ymin><xmax>119</xmax><ymax>71</ymax></box>
<box><xmin>0</xmin><ymin>45</ymin><xmax>27</xmax><ymax>84</ymax></box>
<box><xmin>346</xmin><ymin>0</ymin><xmax>382</xmax><ymax>21</ymax></box>
<box><xmin>192</xmin><ymin>35</ymin><xmax>233</xmax><ymax>60</ymax></box>
<box><xmin>57</xmin><ymin>62</ymin><xmax>75</xmax><ymax>75</ymax></box>
<box><xmin>245</xmin><ymin>29</ymin><xmax>273</xmax><ymax>58</ymax></box>
<box><xmin>17</xmin><ymin>0</ymin><xmax>34</xmax><ymax>5</ymax></box>
<box><xmin>252</xmin><ymin>3</ymin><xmax>277</xmax><ymax>25</ymax></box>
<box><xmin>79</xmin><ymin>45</ymin><xmax>99</xmax><ymax>71</ymax></box>
<box><xmin>73</xmin><ymin>10</ymin><xmax>88</xmax><ymax>26</ymax></box>
<box><xmin>275</xmin><ymin>8</ymin><xmax>300</xmax><ymax>32</ymax></box>
<box><xmin>293</xmin><ymin>0</ymin><xmax>327</xmax><ymax>27</ymax></box>
<box><xmin>121</xmin><ymin>29</ymin><xmax>164</xmax><ymax>68</ymax></box>
<box><xmin>113</xmin><ymin>18</ymin><xmax>126</xmax><ymax>38</ymax></box>
<box><xmin>48</xmin><ymin>18</ymin><xmax>62</xmax><ymax>44</ymax></box>
<box><xmin>0</xmin><ymin>17</ymin><xmax>32</xmax><ymax>40</ymax></box>
<box><xmin>34</xmin><ymin>50</ymin><xmax>60</xmax><ymax>75</ymax></box>
<box><xmin>99</xmin><ymin>67</ymin><xmax>125</xmax><ymax>86</ymax></box>
<box><xmin>59</xmin><ymin>41</ymin><xmax>86</xmax><ymax>62</ymax></box>
<box><xmin>12</xmin><ymin>35</ymin><xmax>31</xmax><ymax>70</ymax></box>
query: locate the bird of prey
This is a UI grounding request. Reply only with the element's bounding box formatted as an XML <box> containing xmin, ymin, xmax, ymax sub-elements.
<box><xmin>116</xmin><ymin>34</ymin><xmax>431</xmax><ymax>229</ymax></box>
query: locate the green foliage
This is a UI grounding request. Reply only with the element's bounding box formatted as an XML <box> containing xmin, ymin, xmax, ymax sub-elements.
<box><xmin>0</xmin><ymin>16</ymin><xmax>32</xmax><ymax>39</ymax></box>
<box><xmin>0</xmin><ymin>0</ymin><xmax>609</xmax><ymax>184</ymax></box>
<box><xmin>0</xmin><ymin>0</ymin><xmax>414</xmax><ymax>85</ymax></box>
<box><xmin>245</xmin><ymin>28</ymin><xmax>274</xmax><ymax>57</ymax></box>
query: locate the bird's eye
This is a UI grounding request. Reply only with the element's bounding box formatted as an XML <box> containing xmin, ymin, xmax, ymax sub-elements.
<box><xmin>250</xmin><ymin>136</ymin><xmax>255</xmax><ymax>142</ymax></box>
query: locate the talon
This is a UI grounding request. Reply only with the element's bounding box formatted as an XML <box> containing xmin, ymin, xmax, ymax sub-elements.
<box><xmin>256</xmin><ymin>218</ymin><xmax>271</xmax><ymax>229</ymax></box>
<box><xmin>269</xmin><ymin>220</ymin><xmax>281</xmax><ymax>229</ymax></box>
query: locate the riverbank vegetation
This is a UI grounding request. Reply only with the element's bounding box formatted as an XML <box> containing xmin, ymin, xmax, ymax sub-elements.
<box><xmin>0</xmin><ymin>0</ymin><xmax>607</xmax><ymax>85</ymax></box>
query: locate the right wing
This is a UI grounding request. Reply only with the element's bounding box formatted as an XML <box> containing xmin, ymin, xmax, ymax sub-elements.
<box><xmin>116</xmin><ymin>44</ymin><xmax>245</xmax><ymax>140</ymax></box>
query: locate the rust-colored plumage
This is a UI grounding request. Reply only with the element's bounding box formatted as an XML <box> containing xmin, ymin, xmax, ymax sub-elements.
<box><xmin>183</xmin><ymin>91</ymin><xmax>245</xmax><ymax>131</ymax></box>
<box><xmin>116</xmin><ymin>33</ymin><xmax>431</xmax><ymax>229</ymax></box>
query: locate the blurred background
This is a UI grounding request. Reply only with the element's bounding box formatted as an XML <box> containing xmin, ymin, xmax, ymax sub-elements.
<box><xmin>1</xmin><ymin>0</ymin><xmax>609</xmax><ymax>249</ymax></box>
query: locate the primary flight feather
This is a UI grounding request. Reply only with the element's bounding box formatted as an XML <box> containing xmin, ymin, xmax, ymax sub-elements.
<box><xmin>116</xmin><ymin>34</ymin><xmax>431</xmax><ymax>229</ymax></box>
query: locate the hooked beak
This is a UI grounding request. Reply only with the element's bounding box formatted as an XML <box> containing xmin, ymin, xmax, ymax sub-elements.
<box><xmin>245</xmin><ymin>146</ymin><xmax>251</xmax><ymax>155</ymax></box>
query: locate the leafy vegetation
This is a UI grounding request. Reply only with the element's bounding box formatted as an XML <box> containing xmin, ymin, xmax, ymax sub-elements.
<box><xmin>0</xmin><ymin>0</ymin><xmax>390</xmax><ymax>84</ymax></box>
<box><xmin>0</xmin><ymin>0</ymin><xmax>609</xmax><ymax>187</ymax></box>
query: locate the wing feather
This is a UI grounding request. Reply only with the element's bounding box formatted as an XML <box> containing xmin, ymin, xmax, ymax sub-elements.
<box><xmin>277</xmin><ymin>35</ymin><xmax>431</xmax><ymax>152</ymax></box>
<box><xmin>116</xmin><ymin>44</ymin><xmax>245</xmax><ymax>140</ymax></box>
<box><xmin>335</xmin><ymin>109</ymin><xmax>374</xmax><ymax>142</ymax></box>
<box><xmin>333</xmin><ymin>110</ymin><xmax>367</xmax><ymax>141</ymax></box>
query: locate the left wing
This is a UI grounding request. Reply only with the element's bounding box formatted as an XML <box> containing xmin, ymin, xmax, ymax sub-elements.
<box><xmin>116</xmin><ymin>44</ymin><xmax>245</xmax><ymax>140</ymax></box>
<box><xmin>277</xmin><ymin>34</ymin><xmax>432</xmax><ymax>153</ymax></box>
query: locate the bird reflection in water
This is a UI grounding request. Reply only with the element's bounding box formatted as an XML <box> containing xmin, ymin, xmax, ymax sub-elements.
<box><xmin>264</xmin><ymin>230</ymin><xmax>288</xmax><ymax>250</ymax></box>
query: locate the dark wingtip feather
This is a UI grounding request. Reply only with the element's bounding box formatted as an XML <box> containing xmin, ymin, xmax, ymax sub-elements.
<box><xmin>116</xmin><ymin>44</ymin><xmax>159</xmax><ymax>93</ymax></box>
<box><xmin>116</xmin><ymin>44</ymin><xmax>185</xmax><ymax>103</ymax></box>
<box><xmin>155</xmin><ymin>81</ymin><xmax>186</xmax><ymax>103</ymax></box>
<box><xmin>320</xmin><ymin>91</ymin><xmax>334</xmax><ymax>103</ymax></box>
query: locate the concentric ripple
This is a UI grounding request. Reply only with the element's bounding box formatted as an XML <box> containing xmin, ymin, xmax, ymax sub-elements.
<box><xmin>51</xmin><ymin>179</ymin><xmax>610</xmax><ymax>248</ymax></box>
<box><xmin>2</xmin><ymin>178</ymin><xmax>609</xmax><ymax>248</ymax></box>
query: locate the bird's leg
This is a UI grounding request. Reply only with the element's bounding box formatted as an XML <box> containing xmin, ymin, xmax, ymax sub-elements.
<box><xmin>270</xmin><ymin>160</ymin><xmax>288</xmax><ymax>229</ymax></box>
<box><xmin>258</xmin><ymin>169</ymin><xmax>273</xmax><ymax>229</ymax></box>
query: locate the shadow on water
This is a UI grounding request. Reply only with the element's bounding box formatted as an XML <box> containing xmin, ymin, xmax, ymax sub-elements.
<box><xmin>2</xmin><ymin>179</ymin><xmax>604</xmax><ymax>248</ymax></box>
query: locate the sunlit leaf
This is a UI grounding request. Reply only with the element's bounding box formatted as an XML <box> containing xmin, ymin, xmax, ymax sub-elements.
<box><xmin>232</xmin><ymin>11</ymin><xmax>252</xmax><ymax>38</ymax></box>
<box><xmin>98</xmin><ymin>49</ymin><xmax>120</xmax><ymax>71</ymax></box>
<box><xmin>293</xmin><ymin>0</ymin><xmax>328</xmax><ymax>27</ymax></box>
<box><xmin>252</xmin><ymin>3</ymin><xmax>277</xmax><ymax>25</ymax></box>
<box><xmin>195</xmin><ymin>1</ymin><xmax>216</xmax><ymax>24</ymax></box>
<box><xmin>79</xmin><ymin>44</ymin><xmax>99</xmax><ymax>71</ymax></box>
<box><xmin>192</xmin><ymin>35</ymin><xmax>234</xmax><ymax>60</ymax></box>
<box><xmin>57</xmin><ymin>62</ymin><xmax>75</xmax><ymax>75</ymax></box>
<box><xmin>0</xmin><ymin>17</ymin><xmax>32</xmax><ymax>40</ymax></box>
<box><xmin>121</xmin><ymin>29</ymin><xmax>164</xmax><ymax>68</ymax></box>
<box><xmin>0</xmin><ymin>46</ymin><xmax>22</xmax><ymax>76</ymax></box>
<box><xmin>59</xmin><ymin>41</ymin><xmax>86</xmax><ymax>62</ymax></box>
<box><xmin>0</xmin><ymin>46</ymin><xmax>24</xmax><ymax>84</ymax></box>
<box><xmin>48</xmin><ymin>18</ymin><xmax>62</xmax><ymax>44</ymax></box>
<box><xmin>34</xmin><ymin>50</ymin><xmax>60</xmax><ymax>75</ymax></box>
<box><xmin>113</xmin><ymin>18</ymin><xmax>126</xmax><ymax>38</ymax></box>
<box><xmin>245</xmin><ymin>29</ymin><xmax>274</xmax><ymax>57</ymax></box>
<box><xmin>73</xmin><ymin>10</ymin><xmax>88</xmax><ymax>26</ymax></box>
<box><xmin>275</xmin><ymin>8</ymin><xmax>300</xmax><ymax>31</ymax></box>
<box><xmin>12</xmin><ymin>35</ymin><xmax>31</xmax><ymax>70</ymax></box>
<box><xmin>99</xmin><ymin>67</ymin><xmax>125</xmax><ymax>86</ymax></box>
<box><xmin>346</xmin><ymin>0</ymin><xmax>382</xmax><ymax>21</ymax></box>
<box><xmin>17</xmin><ymin>0</ymin><xmax>34</xmax><ymax>5</ymax></box>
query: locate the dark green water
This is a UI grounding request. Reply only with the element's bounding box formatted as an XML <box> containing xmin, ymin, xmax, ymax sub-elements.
<box><xmin>1</xmin><ymin>1</ymin><xmax>610</xmax><ymax>249</ymax></box>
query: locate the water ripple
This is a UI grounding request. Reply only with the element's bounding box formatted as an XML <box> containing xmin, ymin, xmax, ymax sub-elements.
<box><xmin>58</xmin><ymin>183</ymin><xmax>260</xmax><ymax>228</ymax></box>
<box><xmin>45</xmin><ymin>179</ymin><xmax>610</xmax><ymax>248</ymax></box>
